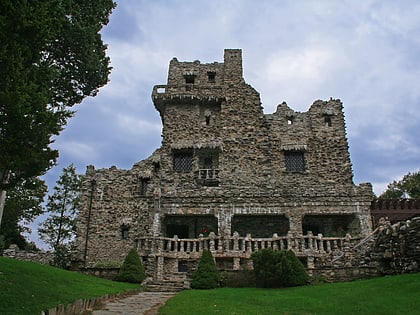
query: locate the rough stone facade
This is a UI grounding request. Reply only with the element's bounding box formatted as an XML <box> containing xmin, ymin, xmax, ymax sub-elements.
<box><xmin>72</xmin><ymin>49</ymin><xmax>373</xmax><ymax>281</ymax></box>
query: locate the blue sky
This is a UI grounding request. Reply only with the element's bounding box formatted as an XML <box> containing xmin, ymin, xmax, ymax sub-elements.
<box><xmin>30</xmin><ymin>0</ymin><xmax>420</xmax><ymax>246</ymax></box>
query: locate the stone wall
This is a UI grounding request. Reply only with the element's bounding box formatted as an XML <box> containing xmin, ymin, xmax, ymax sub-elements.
<box><xmin>370</xmin><ymin>217</ymin><xmax>420</xmax><ymax>274</ymax></box>
<box><xmin>72</xmin><ymin>49</ymin><xmax>374</xmax><ymax>277</ymax></box>
<box><xmin>3</xmin><ymin>244</ymin><xmax>54</xmax><ymax>265</ymax></box>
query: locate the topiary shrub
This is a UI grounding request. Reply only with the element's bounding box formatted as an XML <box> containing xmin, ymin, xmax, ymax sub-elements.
<box><xmin>279</xmin><ymin>250</ymin><xmax>309</xmax><ymax>287</ymax></box>
<box><xmin>191</xmin><ymin>249</ymin><xmax>220</xmax><ymax>289</ymax></box>
<box><xmin>251</xmin><ymin>249</ymin><xmax>308</xmax><ymax>288</ymax></box>
<box><xmin>116</xmin><ymin>248</ymin><xmax>146</xmax><ymax>283</ymax></box>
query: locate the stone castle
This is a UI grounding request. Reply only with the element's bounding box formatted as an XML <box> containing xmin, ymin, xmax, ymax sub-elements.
<box><xmin>73</xmin><ymin>49</ymin><xmax>374</xmax><ymax>284</ymax></box>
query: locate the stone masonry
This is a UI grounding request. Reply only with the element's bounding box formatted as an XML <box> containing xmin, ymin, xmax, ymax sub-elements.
<box><xmin>72</xmin><ymin>49</ymin><xmax>374</xmax><ymax>282</ymax></box>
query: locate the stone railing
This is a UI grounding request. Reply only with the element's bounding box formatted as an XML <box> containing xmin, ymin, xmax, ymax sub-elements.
<box><xmin>152</xmin><ymin>84</ymin><xmax>224</xmax><ymax>101</ymax></box>
<box><xmin>137</xmin><ymin>232</ymin><xmax>361</xmax><ymax>260</ymax></box>
<box><xmin>197</xmin><ymin>168</ymin><xmax>219</xmax><ymax>180</ymax></box>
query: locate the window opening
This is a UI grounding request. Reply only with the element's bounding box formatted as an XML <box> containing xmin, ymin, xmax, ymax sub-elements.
<box><xmin>207</xmin><ymin>71</ymin><xmax>216</xmax><ymax>83</ymax></box>
<box><xmin>173</xmin><ymin>151</ymin><xmax>193</xmax><ymax>172</ymax></box>
<box><xmin>121</xmin><ymin>225</ymin><xmax>129</xmax><ymax>240</ymax></box>
<box><xmin>153</xmin><ymin>161</ymin><xmax>160</xmax><ymax>172</ymax></box>
<box><xmin>139</xmin><ymin>178</ymin><xmax>149</xmax><ymax>196</ymax></box>
<box><xmin>284</xmin><ymin>151</ymin><xmax>305</xmax><ymax>172</ymax></box>
<box><xmin>184</xmin><ymin>75</ymin><xmax>196</xmax><ymax>84</ymax></box>
<box><xmin>287</xmin><ymin>116</ymin><xmax>294</xmax><ymax>125</ymax></box>
<box><xmin>324</xmin><ymin>116</ymin><xmax>332</xmax><ymax>127</ymax></box>
<box><xmin>205</xmin><ymin>109</ymin><xmax>212</xmax><ymax>126</ymax></box>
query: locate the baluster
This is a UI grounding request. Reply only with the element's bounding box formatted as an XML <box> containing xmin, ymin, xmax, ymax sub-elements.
<box><xmin>198</xmin><ymin>234</ymin><xmax>203</xmax><ymax>252</ymax></box>
<box><xmin>209</xmin><ymin>232</ymin><xmax>216</xmax><ymax>252</ymax></box>
<box><xmin>318</xmin><ymin>234</ymin><xmax>324</xmax><ymax>252</ymax></box>
<box><xmin>233</xmin><ymin>231</ymin><xmax>239</xmax><ymax>251</ymax></box>
<box><xmin>307</xmin><ymin>231</ymin><xmax>313</xmax><ymax>250</ymax></box>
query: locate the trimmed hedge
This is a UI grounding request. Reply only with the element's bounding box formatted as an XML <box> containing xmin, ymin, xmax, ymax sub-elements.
<box><xmin>116</xmin><ymin>248</ymin><xmax>146</xmax><ymax>283</ymax></box>
<box><xmin>191</xmin><ymin>250</ymin><xmax>220</xmax><ymax>289</ymax></box>
<box><xmin>252</xmin><ymin>249</ymin><xmax>308</xmax><ymax>288</ymax></box>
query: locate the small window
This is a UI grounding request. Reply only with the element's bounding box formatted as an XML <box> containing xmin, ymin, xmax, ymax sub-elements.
<box><xmin>324</xmin><ymin>116</ymin><xmax>332</xmax><ymax>127</ymax></box>
<box><xmin>207</xmin><ymin>71</ymin><xmax>216</xmax><ymax>83</ymax></box>
<box><xmin>121</xmin><ymin>225</ymin><xmax>129</xmax><ymax>240</ymax></box>
<box><xmin>184</xmin><ymin>75</ymin><xmax>196</xmax><ymax>84</ymax></box>
<box><xmin>284</xmin><ymin>151</ymin><xmax>306</xmax><ymax>172</ymax></box>
<box><xmin>173</xmin><ymin>151</ymin><xmax>193</xmax><ymax>172</ymax></box>
<box><xmin>153</xmin><ymin>161</ymin><xmax>160</xmax><ymax>172</ymax></box>
<box><xmin>139</xmin><ymin>178</ymin><xmax>149</xmax><ymax>196</ymax></box>
<box><xmin>287</xmin><ymin>116</ymin><xmax>294</xmax><ymax>125</ymax></box>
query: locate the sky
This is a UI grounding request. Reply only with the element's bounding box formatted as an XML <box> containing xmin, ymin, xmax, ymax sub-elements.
<box><xmin>28</xmin><ymin>0</ymin><xmax>420</xmax><ymax>247</ymax></box>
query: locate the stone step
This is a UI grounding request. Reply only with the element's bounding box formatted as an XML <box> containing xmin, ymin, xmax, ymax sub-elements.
<box><xmin>145</xmin><ymin>278</ymin><xmax>190</xmax><ymax>292</ymax></box>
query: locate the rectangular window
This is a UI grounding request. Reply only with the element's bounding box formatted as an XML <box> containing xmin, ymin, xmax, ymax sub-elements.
<box><xmin>284</xmin><ymin>151</ymin><xmax>306</xmax><ymax>172</ymax></box>
<box><xmin>140</xmin><ymin>178</ymin><xmax>149</xmax><ymax>196</ymax></box>
<box><xmin>173</xmin><ymin>151</ymin><xmax>193</xmax><ymax>172</ymax></box>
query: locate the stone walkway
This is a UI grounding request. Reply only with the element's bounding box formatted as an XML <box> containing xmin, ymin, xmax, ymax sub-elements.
<box><xmin>91</xmin><ymin>292</ymin><xmax>177</xmax><ymax>315</ymax></box>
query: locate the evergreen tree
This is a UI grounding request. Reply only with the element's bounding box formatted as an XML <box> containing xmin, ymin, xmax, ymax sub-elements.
<box><xmin>38</xmin><ymin>164</ymin><xmax>82</xmax><ymax>266</ymax></box>
<box><xmin>116</xmin><ymin>248</ymin><xmax>146</xmax><ymax>283</ymax></box>
<box><xmin>252</xmin><ymin>249</ymin><xmax>308</xmax><ymax>288</ymax></box>
<box><xmin>191</xmin><ymin>250</ymin><xmax>220</xmax><ymax>289</ymax></box>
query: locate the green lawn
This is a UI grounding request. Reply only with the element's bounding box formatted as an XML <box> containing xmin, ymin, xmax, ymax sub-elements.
<box><xmin>159</xmin><ymin>273</ymin><xmax>420</xmax><ymax>315</ymax></box>
<box><xmin>0</xmin><ymin>256</ymin><xmax>140</xmax><ymax>315</ymax></box>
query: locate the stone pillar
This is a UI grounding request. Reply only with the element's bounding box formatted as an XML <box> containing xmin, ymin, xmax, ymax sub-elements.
<box><xmin>156</xmin><ymin>256</ymin><xmax>164</xmax><ymax>280</ymax></box>
<box><xmin>233</xmin><ymin>257</ymin><xmax>241</xmax><ymax>270</ymax></box>
<box><xmin>288</xmin><ymin>213</ymin><xmax>303</xmax><ymax>235</ymax></box>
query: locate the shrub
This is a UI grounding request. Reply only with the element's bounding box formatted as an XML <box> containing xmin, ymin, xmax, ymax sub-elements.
<box><xmin>252</xmin><ymin>249</ymin><xmax>308</xmax><ymax>288</ymax></box>
<box><xmin>116</xmin><ymin>248</ymin><xmax>146</xmax><ymax>283</ymax></box>
<box><xmin>191</xmin><ymin>250</ymin><xmax>220</xmax><ymax>289</ymax></box>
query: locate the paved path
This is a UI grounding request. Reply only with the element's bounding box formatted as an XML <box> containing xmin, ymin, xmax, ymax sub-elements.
<box><xmin>91</xmin><ymin>292</ymin><xmax>177</xmax><ymax>315</ymax></box>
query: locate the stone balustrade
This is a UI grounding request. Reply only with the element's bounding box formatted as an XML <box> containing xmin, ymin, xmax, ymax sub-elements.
<box><xmin>137</xmin><ymin>232</ymin><xmax>360</xmax><ymax>261</ymax></box>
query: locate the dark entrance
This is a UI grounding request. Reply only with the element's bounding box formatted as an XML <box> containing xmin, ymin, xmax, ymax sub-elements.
<box><xmin>166</xmin><ymin>224</ymin><xmax>189</xmax><ymax>239</ymax></box>
<box><xmin>231</xmin><ymin>215</ymin><xmax>290</xmax><ymax>237</ymax></box>
<box><xmin>302</xmin><ymin>214</ymin><xmax>359</xmax><ymax>237</ymax></box>
<box><xmin>163</xmin><ymin>215</ymin><xmax>218</xmax><ymax>238</ymax></box>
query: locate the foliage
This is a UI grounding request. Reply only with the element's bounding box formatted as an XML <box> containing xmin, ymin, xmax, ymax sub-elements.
<box><xmin>0</xmin><ymin>177</ymin><xmax>46</xmax><ymax>249</ymax></box>
<box><xmin>380</xmin><ymin>170</ymin><xmax>420</xmax><ymax>199</ymax></box>
<box><xmin>191</xmin><ymin>249</ymin><xmax>220</xmax><ymax>289</ymax></box>
<box><xmin>116</xmin><ymin>248</ymin><xmax>146</xmax><ymax>283</ymax></box>
<box><xmin>0</xmin><ymin>0</ymin><xmax>115</xmax><ymax>227</ymax></box>
<box><xmin>252</xmin><ymin>249</ymin><xmax>308</xmax><ymax>288</ymax></box>
<box><xmin>0</xmin><ymin>235</ymin><xmax>5</xmax><ymax>255</ymax></box>
<box><xmin>0</xmin><ymin>256</ymin><xmax>140</xmax><ymax>315</ymax></box>
<box><xmin>159</xmin><ymin>274</ymin><xmax>420</xmax><ymax>315</ymax></box>
<box><xmin>38</xmin><ymin>164</ymin><xmax>82</xmax><ymax>267</ymax></box>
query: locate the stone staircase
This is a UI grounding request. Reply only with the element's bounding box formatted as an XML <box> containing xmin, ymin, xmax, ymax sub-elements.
<box><xmin>145</xmin><ymin>272</ymin><xmax>190</xmax><ymax>292</ymax></box>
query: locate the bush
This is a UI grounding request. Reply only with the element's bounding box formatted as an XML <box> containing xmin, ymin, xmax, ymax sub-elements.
<box><xmin>191</xmin><ymin>250</ymin><xmax>220</xmax><ymax>289</ymax></box>
<box><xmin>116</xmin><ymin>248</ymin><xmax>146</xmax><ymax>283</ymax></box>
<box><xmin>252</xmin><ymin>249</ymin><xmax>308</xmax><ymax>288</ymax></box>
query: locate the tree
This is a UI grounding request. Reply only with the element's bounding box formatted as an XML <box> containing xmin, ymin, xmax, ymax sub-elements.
<box><xmin>252</xmin><ymin>249</ymin><xmax>308</xmax><ymax>288</ymax></box>
<box><xmin>38</xmin><ymin>164</ymin><xmax>82</xmax><ymax>266</ymax></box>
<box><xmin>0</xmin><ymin>177</ymin><xmax>46</xmax><ymax>249</ymax></box>
<box><xmin>191</xmin><ymin>250</ymin><xmax>220</xmax><ymax>289</ymax></box>
<box><xmin>0</xmin><ymin>0</ymin><xmax>115</xmax><ymax>227</ymax></box>
<box><xmin>380</xmin><ymin>170</ymin><xmax>420</xmax><ymax>199</ymax></box>
<box><xmin>116</xmin><ymin>248</ymin><xmax>146</xmax><ymax>283</ymax></box>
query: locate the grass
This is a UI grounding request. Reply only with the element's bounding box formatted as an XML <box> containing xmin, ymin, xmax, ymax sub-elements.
<box><xmin>159</xmin><ymin>273</ymin><xmax>420</xmax><ymax>315</ymax></box>
<box><xmin>0</xmin><ymin>256</ymin><xmax>140</xmax><ymax>315</ymax></box>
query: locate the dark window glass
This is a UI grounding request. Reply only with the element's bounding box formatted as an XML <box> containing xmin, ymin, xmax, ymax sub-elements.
<box><xmin>121</xmin><ymin>225</ymin><xmax>129</xmax><ymax>239</ymax></box>
<box><xmin>285</xmin><ymin>151</ymin><xmax>305</xmax><ymax>172</ymax></box>
<box><xmin>174</xmin><ymin>152</ymin><xmax>193</xmax><ymax>172</ymax></box>
<box><xmin>140</xmin><ymin>178</ymin><xmax>149</xmax><ymax>195</ymax></box>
